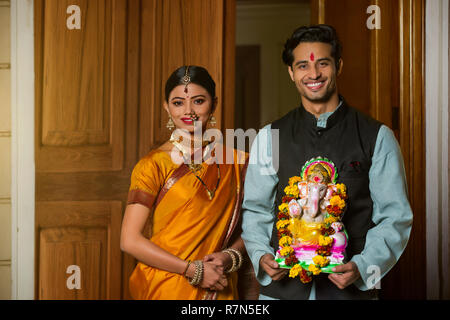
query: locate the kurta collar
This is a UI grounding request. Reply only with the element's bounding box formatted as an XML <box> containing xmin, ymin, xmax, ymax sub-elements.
<box><xmin>299</xmin><ymin>96</ymin><xmax>347</xmax><ymax>131</ymax></box>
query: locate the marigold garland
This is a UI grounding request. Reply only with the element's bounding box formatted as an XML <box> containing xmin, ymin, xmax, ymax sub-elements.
<box><xmin>280</xmin><ymin>246</ymin><xmax>294</xmax><ymax>256</ymax></box>
<box><xmin>276</xmin><ymin>175</ymin><xmax>348</xmax><ymax>284</ymax></box>
<box><xmin>299</xmin><ymin>267</ymin><xmax>312</xmax><ymax>283</ymax></box>
<box><xmin>308</xmin><ymin>264</ymin><xmax>321</xmax><ymax>275</ymax></box>
<box><xmin>289</xmin><ymin>264</ymin><xmax>302</xmax><ymax>278</ymax></box>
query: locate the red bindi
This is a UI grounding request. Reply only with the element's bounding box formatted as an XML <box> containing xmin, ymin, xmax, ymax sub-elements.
<box><xmin>310</xmin><ymin>53</ymin><xmax>315</xmax><ymax>61</ymax></box>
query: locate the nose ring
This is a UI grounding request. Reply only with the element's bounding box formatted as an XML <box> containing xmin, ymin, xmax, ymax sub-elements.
<box><xmin>188</xmin><ymin>111</ymin><xmax>199</xmax><ymax>121</ymax></box>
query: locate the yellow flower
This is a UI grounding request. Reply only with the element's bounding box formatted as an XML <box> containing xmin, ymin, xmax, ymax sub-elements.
<box><xmin>279</xmin><ymin>236</ymin><xmax>293</xmax><ymax>247</ymax></box>
<box><xmin>336</xmin><ymin>183</ymin><xmax>347</xmax><ymax>195</ymax></box>
<box><xmin>329</xmin><ymin>195</ymin><xmax>341</xmax><ymax>206</ymax></box>
<box><xmin>324</xmin><ymin>216</ymin><xmax>339</xmax><ymax>225</ymax></box>
<box><xmin>280</xmin><ymin>246</ymin><xmax>294</xmax><ymax>257</ymax></box>
<box><xmin>318</xmin><ymin>235</ymin><xmax>334</xmax><ymax>247</ymax></box>
<box><xmin>278</xmin><ymin>203</ymin><xmax>289</xmax><ymax>212</ymax></box>
<box><xmin>330</xmin><ymin>195</ymin><xmax>346</xmax><ymax>209</ymax></box>
<box><xmin>289</xmin><ymin>176</ymin><xmax>302</xmax><ymax>186</ymax></box>
<box><xmin>308</xmin><ymin>264</ymin><xmax>322</xmax><ymax>275</ymax></box>
<box><xmin>284</xmin><ymin>185</ymin><xmax>299</xmax><ymax>198</ymax></box>
<box><xmin>276</xmin><ymin>220</ymin><xmax>290</xmax><ymax>230</ymax></box>
<box><xmin>289</xmin><ymin>264</ymin><xmax>302</xmax><ymax>278</ymax></box>
<box><xmin>312</xmin><ymin>255</ymin><xmax>330</xmax><ymax>268</ymax></box>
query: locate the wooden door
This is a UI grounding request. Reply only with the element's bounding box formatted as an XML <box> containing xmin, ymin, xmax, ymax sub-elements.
<box><xmin>311</xmin><ymin>0</ymin><xmax>425</xmax><ymax>299</ymax></box>
<box><xmin>235</xmin><ymin>46</ymin><xmax>261</xmax><ymax>131</ymax></box>
<box><xmin>35</xmin><ymin>0</ymin><xmax>235</xmax><ymax>299</ymax></box>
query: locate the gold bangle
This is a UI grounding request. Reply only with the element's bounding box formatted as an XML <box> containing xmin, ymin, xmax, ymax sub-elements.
<box><xmin>222</xmin><ymin>249</ymin><xmax>238</xmax><ymax>273</ymax></box>
<box><xmin>189</xmin><ymin>260</ymin><xmax>204</xmax><ymax>286</ymax></box>
<box><xmin>182</xmin><ymin>260</ymin><xmax>191</xmax><ymax>277</ymax></box>
<box><xmin>228</xmin><ymin>248</ymin><xmax>243</xmax><ymax>270</ymax></box>
<box><xmin>188</xmin><ymin>261</ymin><xmax>199</xmax><ymax>285</ymax></box>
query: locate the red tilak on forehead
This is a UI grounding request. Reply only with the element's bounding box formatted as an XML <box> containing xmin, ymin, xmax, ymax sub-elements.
<box><xmin>310</xmin><ymin>52</ymin><xmax>315</xmax><ymax>61</ymax></box>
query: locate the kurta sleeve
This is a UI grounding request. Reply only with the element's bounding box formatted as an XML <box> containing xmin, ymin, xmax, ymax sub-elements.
<box><xmin>351</xmin><ymin>125</ymin><xmax>413</xmax><ymax>290</ymax></box>
<box><xmin>127</xmin><ymin>152</ymin><xmax>165</xmax><ymax>210</ymax></box>
<box><xmin>241</xmin><ymin>125</ymin><xmax>279</xmax><ymax>286</ymax></box>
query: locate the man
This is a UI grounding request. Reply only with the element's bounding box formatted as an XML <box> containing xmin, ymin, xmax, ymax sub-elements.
<box><xmin>241</xmin><ymin>25</ymin><xmax>413</xmax><ymax>300</ymax></box>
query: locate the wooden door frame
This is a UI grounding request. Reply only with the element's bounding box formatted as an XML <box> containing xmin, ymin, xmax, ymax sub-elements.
<box><xmin>393</xmin><ymin>0</ymin><xmax>426</xmax><ymax>299</ymax></box>
<box><xmin>10</xmin><ymin>0</ymin><xmax>36</xmax><ymax>300</ymax></box>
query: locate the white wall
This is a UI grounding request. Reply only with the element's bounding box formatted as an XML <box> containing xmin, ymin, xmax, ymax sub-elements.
<box><xmin>425</xmin><ymin>0</ymin><xmax>449</xmax><ymax>300</ymax></box>
<box><xmin>0</xmin><ymin>0</ymin><xmax>12</xmax><ymax>300</ymax></box>
<box><xmin>10</xmin><ymin>0</ymin><xmax>35</xmax><ymax>300</ymax></box>
<box><xmin>236</xmin><ymin>2</ymin><xmax>310</xmax><ymax>126</ymax></box>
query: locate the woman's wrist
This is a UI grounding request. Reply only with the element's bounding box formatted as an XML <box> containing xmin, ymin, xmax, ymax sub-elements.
<box><xmin>222</xmin><ymin>248</ymin><xmax>243</xmax><ymax>273</ymax></box>
<box><xmin>184</xmin><ymin>261</ymin><xmax>201</xmax><ymax>279</ymax></box>
<box><xmin>181</xmin><ymin>260</ymin><xmax>191</xmax><ymax>277</ymax></box>
<box><xmin>187</xmin><ymin>260</ymin><xmax>204</xmax><ymax>286</ymax></box>
<box><xmin>219</xmin><ymin>251</ymin><xmax>231</xmax><ymax>270</ymax></box>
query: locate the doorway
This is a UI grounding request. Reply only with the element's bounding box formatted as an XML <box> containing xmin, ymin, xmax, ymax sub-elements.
<box><xmin>234</xmin><ymin>0</ymin><xmax>427</xmax><ymax>300</ymax></box>
<box><xmin>235</xmin><ymin>0</ymin><xmax>311</xmax><ymax>130</ymax></box>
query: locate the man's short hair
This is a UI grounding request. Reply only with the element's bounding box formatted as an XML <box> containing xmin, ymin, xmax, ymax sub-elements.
<box><xmin>282</xmin><ymin>24</ymin><xmax>342</xmax><ymax>70</ymax></box>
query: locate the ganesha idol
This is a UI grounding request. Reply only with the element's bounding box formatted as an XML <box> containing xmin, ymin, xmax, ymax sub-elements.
<box><xmin>275</xmin><ymin>157</ymin><xmax>349</xmax><ymax>274</ymax></box>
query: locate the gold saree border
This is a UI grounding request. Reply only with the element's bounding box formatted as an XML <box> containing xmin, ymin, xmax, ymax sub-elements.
<box><xmin>155</xmin><ymin>164</ymin><xmax>191</xmax><ymax>207</ymax></box>
<box><xmin>127</xmin><ymin>163</ymin><xmax>190</xmax><ymax>209</ymax></box>
<box><xmin>222</xmin><ymin>156</ymin><xmax>249</xmax><ymax>250</ymax></box>
<box><xmin>205</xmin><ymin>156</ymin><xmax>249</xmax><ymax>301</ymax></box>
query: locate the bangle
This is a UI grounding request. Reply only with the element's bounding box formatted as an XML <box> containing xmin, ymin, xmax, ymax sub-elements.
<box><xmin>222</xmin><ymin>249</ymin><xmax>237</xmax><ymax>273</ymax></box>
<box><xmin>193</xmin><ymin>260</ymin><xmax>203</xmax><ymax>286</ymax></box>
<box><xmin>228</xmin><ymin>248</ymin><xmax>243</xmax><ymax>270</ymax></box>
<box><xmin>182</xmin><ymin>260</ymin><xmax>191</xmax><ymax>277</ymax></box>
<box><xmin>222</xmin><ymin>248</ymin><xmax>243</xmax><ymax>273</ymax></box>
<box><xmin>188</xmin><ymin>261</ymin><xmax>199</xmax><ymax>285</ymax></box>
<box><xmin>188</xmin><ymin>260</ymin><xmax>204</xmax><ymax>286</ymax></box>
<box><xmin>222</xmin><ymin>249</ymin><xmax>238</xmax><ymax>273</ymax></box>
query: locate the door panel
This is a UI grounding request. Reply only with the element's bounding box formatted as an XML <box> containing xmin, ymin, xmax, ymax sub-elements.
<box><xmin>37</xmin><ymin>201</ymin><xmax>122</xmax><ymax>299</ymax></box>
<box><xmin>37</xmin><ymin>0</ymin><xmax>125</xmax><ymax>173</ymax></box>
<box><xmin>321</xmin><ymin>0</ymin><xmax>371</xmax><ymax>115</ymax></box>
<box><xmin>138</xmin><ymin>0</ymin><xmax>228</xmax><ymax>155</ymax></box>
<box><xmin>39</xmin><ymin>229</ymin><xmax>104</xmax><ymax>300</ymax></box>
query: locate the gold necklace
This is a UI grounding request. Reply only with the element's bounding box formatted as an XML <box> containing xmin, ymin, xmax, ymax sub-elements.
<box><xmin>170</xmin><ymin>134</ymin><xmax>208</xmax><ymax>173</ymax></box>
<box><xmin>169</xmin><ymin>136</ymin><xmax>220</xmax><ymax>200</ymax></box>
<box><xmin>192</xmin><ymin>163</ymin><xmax>220</xmax><ymax>200</ymax></box>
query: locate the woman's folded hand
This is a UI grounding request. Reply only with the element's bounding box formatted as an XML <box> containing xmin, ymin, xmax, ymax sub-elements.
<box><xmin>200</xmin><ymin>260</ymin><xmax>228</xmax><ymax>291</ymax></box>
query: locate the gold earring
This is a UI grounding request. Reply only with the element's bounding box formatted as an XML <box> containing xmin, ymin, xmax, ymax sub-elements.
<box><xmin>209</xmin><ymin>115</ymin><xmax>216</xmax><ymax>127</ymax></box>
<box><xmin>166</xmin><ymin>116</ymin><xmax>175</xmax><ymax>130</ymax></box>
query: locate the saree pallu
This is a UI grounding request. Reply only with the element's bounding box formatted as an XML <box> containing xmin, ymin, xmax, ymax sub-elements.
<box><xmin>127</xmin><ymin>147</ymin><xmax>248</xmax><ymax>300</ymax></box>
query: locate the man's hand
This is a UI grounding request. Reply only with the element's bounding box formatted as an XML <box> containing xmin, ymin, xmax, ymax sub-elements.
<box><xmin>259</xmin><ymin>254</ymin><xmax>288</xmax><ymax>281</ymax></box>
<box><xmin>328</xmin><ymin>261</ymin><xmax>361</xmax><ymax>289</ymax></box>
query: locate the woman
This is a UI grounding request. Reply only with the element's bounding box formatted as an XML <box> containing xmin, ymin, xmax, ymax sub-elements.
<box><xmin>120</xmin><ymin>66</ymin><xmax>248</xmax><ymax>300</ymax></box>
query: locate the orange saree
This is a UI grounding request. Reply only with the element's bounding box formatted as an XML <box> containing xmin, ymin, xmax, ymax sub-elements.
<box><xmin>127</xmin><ymin>147</ymin><xmax>248</xmax><ymax>300</ymax></box>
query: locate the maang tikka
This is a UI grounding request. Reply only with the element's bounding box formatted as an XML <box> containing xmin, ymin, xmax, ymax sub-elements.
<box><xmin>182</xmin><ymin>66</ymin><xmax>191</xmax><ymax>93</ymax></box>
